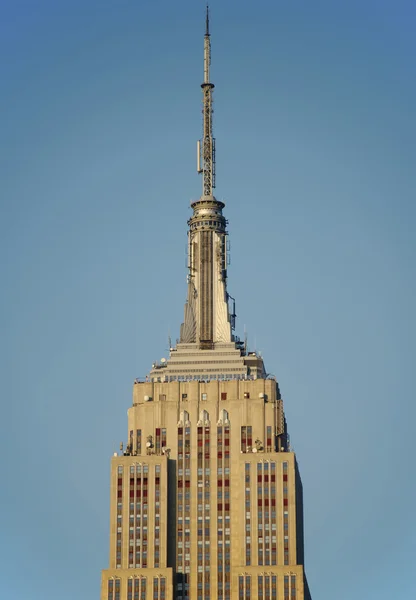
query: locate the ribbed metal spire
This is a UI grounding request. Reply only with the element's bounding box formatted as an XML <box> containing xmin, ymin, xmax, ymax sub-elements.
<box><xmin>197</xmin><ymin>4</ymin><xmax>216</xmax><ymax>197</ymax></box>
<box><xmin>181</xmin><ymin>7</ymin><xmax>233</xmax><ymax>349</ymax></box>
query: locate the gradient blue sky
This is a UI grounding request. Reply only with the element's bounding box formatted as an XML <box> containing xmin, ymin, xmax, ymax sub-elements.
<box><xmin>1</xmin><ymin>0</ymin><xmax>415</xmax><ymax>598</ymax></box>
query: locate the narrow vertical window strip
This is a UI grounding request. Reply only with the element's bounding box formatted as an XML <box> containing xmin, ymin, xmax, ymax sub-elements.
<box><xmin>224</xmin><ymin>425</ymin><xmax>231</xmax><ymax>600</ymax></box>
<box><xmin>266</xmin><ymin>425</ymin><xmax>272</xmax><ymax>452</ymax></box>
<box><xmin>291</xmin><ymin>575</ymin><xmax>296</xmax><ymax>598</ymax></box>
<box><xmin>271</xmin><ymin>462</ymin><xmax>276</xmax><ymax>565</ymax></box>
<box><xmin>204</xmin><ymin>425</ymin><xmax>210</xmax><ymax>598</ymax></box>
<box><xmin>245</xmin><ymin>462</ymin><xmax>251</xmax><ymax>566</ymax></box>
<box><xmin>257</xmin><ymin>462</ymin><xmax>263</xmax><ymax>565</ymax></box>
<box><xmin>238</xmin><ymin>575</ymin><xmax>244</xmax><ymax>600</ymax></box>
<box><xmin>264</xmin><ymin>461</ymin><xmax>270</xmax><ymax>566</ymax></box>
<box><xmin>258</xmin><ymin>575</ymin><xmax>263</xmax><ymax>599</ymax></box>
<box><xmin>184</xmin><ymin>425</ymin><xmax>191</xmax><ymax>598</ymax></box>
<box><xmin>284</xmin><ymin>575</ymin><xmax>289</xmax><ymax>600</ymax></box>
<box><xmin>108</xmin><ymin>579</ymin><xmax>114</xmax><ymax>600</ymax></box>
<box><xmin>217</xmin><ymin>425</ymin><xmax>224</xmax><ymax>599</ymax></box>
<box><xmin>136</xmin><ymin>465</ymin><xmax>142</xmax><ymax>568</ymax></box>
<box><xmin>177</xmin><ymin>426</ymin><xmax>185</xmax><ymax>599</ymax></box>
<box><xmin>241</xmin><ymin>426</ymin><xmax>246</xmax><ymax>453</ymax></box>
<box><xmin>129</xmin><ymin>469</ymin><xmax>136</xmax><ymax>569</ymax></box>
<box><xmin>154</xmin><ymin>465</ymin><xmax>161</xmax><ymax>567</ymax></box>
<box><xmin>143</xmin><ymin>465</ymin><xmax>148</xmax><ymax>568</ymax></box>
<box><xmin>136</xmin><ymin>429</ymin><xmax>142</xmax><ymax>455</ymax></box>
<box><xmin>247</xmin><ymin>426</ymin><xmax>252</xmax><ymax>452</ymax></box>
<box><xmin>265</xmin><ymin>575</ymin><xmax>270</xmax><ymax>599</ymax></box>
<box><xmin>246</xmin><ymin>575</ymin><xmax>251</xmax><ymax>598</ymax></box>
<box><xmin>197</xmin><ymin>426</ymin><xmax>203</xmax><ymax>599</ymax></box>
<box><xmin>116</xmin><ymin>465</ymin><xmax>123</xmax><ymax>569</ymax></box>
<box><xmin>155</xmin><ymin>428</ymin><xmax>161</xmax><ymax>455</ymax></box>
<box><xmin>283</xmin><ymin>461</ymin><xmax>289</xmax><ymax>565</ymax></box>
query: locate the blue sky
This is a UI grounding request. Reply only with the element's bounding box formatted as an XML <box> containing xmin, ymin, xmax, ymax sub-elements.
<box><xmin>1</xmin><ymin>0</ymin><xmax>415</xmax><ymax>598</ymax></box>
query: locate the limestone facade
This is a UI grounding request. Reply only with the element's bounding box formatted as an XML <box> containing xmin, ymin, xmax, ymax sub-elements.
<box><xmin>101</xmin><ymin>377</ymin><xmax>312</xmax><ymax>599</ymax></box>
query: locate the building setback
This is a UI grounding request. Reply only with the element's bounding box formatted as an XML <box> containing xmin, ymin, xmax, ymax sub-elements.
<box><xmin>100</xmin><ymin>8</ymin><xmax>313</xmax><ymax>600</ymax></box>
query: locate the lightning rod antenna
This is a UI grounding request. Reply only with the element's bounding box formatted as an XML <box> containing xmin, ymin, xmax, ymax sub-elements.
<box><xmin>206</xmin><ymin>3</ymin><xmax>210</xmax><ymax>36</ymax></box>
<box><xmin>196</xmin><ymin>4</ymin><xmax>216</xmax><ymax>196</ymax></box>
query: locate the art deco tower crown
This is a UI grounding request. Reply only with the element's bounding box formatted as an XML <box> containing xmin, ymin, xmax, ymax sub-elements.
<box><xmin>100</xmin><ymin>8</ymin><xmax>313</xmax><ymax>600</ymax></box>
<box><xmin>149</xmin><ymin>7</ymin><xmax>265</xmax><ymax>384</ymax></box>
<box><xmin>181</xmin><ymin>6</ymin><xmax>232</xmax><ymax>350</ymax></box>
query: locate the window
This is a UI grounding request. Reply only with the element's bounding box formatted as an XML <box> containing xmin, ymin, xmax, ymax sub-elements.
<box><xmin>244</xmin><ymin>392</ymin><xmax>250</xmax><ymax>399</ymax></box>
<box><xmin>266</xmin><ymin>426</ymin><xmax>272</xmax><ymax>452</ymax></box>
<box><xmin>182</xmin><ymin>393</ymin><xmax>188</xmax><ymax>400</ymax></box>
<box><xmin>221</xmin><ymin>392</ymin><xmax>227</xmax><ymax>400</ymax></box>
<box><xmin>201</xmin><ymin>393</ymin><xmax>207</xmax><ymax>401</ymax></box>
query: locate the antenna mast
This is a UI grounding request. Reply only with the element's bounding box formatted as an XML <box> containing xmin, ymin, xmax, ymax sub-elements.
<box><xmin>197</xmin><ymin>4</ymin><xmax>216</xmax><ymax>197</ymax></box>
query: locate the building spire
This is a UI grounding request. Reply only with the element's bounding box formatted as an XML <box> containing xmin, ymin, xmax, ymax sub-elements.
<box><xmin>179</xmin><ymin>7</ymin><xmax>234</xmax><ymax>350</ymax></box>
<box><xmin>197</xmin><ymin>4</ymin><xmax>216</xmax><ymax>197</ymax></box>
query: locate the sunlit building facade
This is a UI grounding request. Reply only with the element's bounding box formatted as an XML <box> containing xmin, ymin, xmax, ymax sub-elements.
<box><xmin>100</xmin><ymin>9</ymin><xmax>312</xmax><ymax>600</ymax></box>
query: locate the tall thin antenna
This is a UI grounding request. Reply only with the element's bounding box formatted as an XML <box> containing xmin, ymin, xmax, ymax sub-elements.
<box><xmin>206</xmin><ymin>4</ymin><xmax>210</xmax><ymax>36</ymax></box>
<box><xmin>197</xmin><ymin>5</ymin><xmax>216</xmax><ymax>196</ymax></box>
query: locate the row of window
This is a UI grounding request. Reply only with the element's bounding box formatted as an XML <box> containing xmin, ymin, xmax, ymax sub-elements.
<box><xmin>182</xmin><ymin>392</ymin><xmax>229</xmax><ymax>400</ymax></box>
<box><xmin>115</xmin><ymin>457</ymin><xmax>291</xmax><ymax>572</ymax></box>
<box><xmin>150</xmin><ymin>374</ymin><xmax>259</xmax><ymax>382</ymax></box>
<box><xmin>190</xmin><ymin>219</ymin><xmax>225</xmax><ymax>229</ymax></box>
<box><xmin>238</xmin><ymin>574</ymin><xmax>297</xmax><ymax>599</ymax></box>
<box><xmin>115</xmin><ymin>464</ymin><xmax>161</xmax><ymax>570</ymax></box>
<box><xmin>129</xmin><ymin>467</ymin><xmax>149</xmax><ymax>569</ymax></box>
<box><xmin>182</xmin><ymin>391</ymin><xmax>251</xmax><ymax>400</ymax></box>
<box><xmin>108</xmin><ymin>575</ymin><xmax>296</xmax><ymax>600</ymax></box>
<box><xmin>130</xmin><ymin>422</ymin><xmax>275</xmax><ymax>458</ymax></box>
<box><xmin>108</xmin><ymin>577</ymin><xmax>168</xmax><ymax>600</ymax></box>
<box><xmin>257</xmin><ymin>461</ymin><xmax>279</xmax><ymax>566</ymax></box>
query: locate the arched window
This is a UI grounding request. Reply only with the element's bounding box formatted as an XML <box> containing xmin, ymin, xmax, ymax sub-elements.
<box><xmin>217</xmin><ymin>409</ymin><xmax>230</xmax><ymax>425</ymax></box>
<box><xmin>198</xmin><ymin>409</ymin><xmax>210</xmax><ymax>425</ymax></box>
<box><xmin>178</xmin><ymin>410</ymin><xmax>190</xmax><ymax>426</ymax></box>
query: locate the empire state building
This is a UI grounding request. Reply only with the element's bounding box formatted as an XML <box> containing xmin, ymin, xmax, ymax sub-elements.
<box><xmin>100</xmin><ymin>8</ymin><xmax>313</xmax><ymax>600</ymax></box>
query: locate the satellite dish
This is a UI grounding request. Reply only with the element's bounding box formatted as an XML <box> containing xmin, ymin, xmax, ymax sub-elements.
<box><xmin>146</xmin><ymin>442</ymin><xmax>152</xmax><ymax>448</ymax></box>
<box><xmin>161</xmin><ymin>358</ymin><xmax>166</xmax><ymax>363</ymax></box>
<box><xmin>252</xmin><ymin>447</ymin><xmax>258</xmax><ymax>453</ymax></box>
